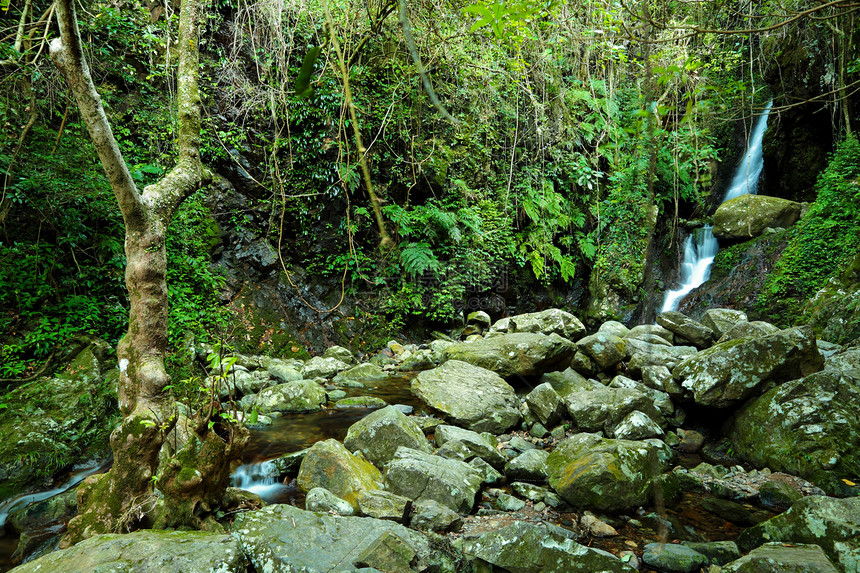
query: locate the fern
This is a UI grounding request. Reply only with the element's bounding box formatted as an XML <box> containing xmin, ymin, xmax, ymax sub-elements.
<box><xmin>400</xmin><ymin>242</ymin><xmax>441</xmax><ymax>276</ymax></box>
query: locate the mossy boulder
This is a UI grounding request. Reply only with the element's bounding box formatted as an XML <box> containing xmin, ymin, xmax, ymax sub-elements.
<box><xmin>672</xmin><ymin>325</ymin><xmax>822</xmax><ymax>408</ymax></box>
<box><xmin>656</xmin><ymin>311</ymin><xmax>715</xmax><ymax>349</ymax></box>
<box><xmin>10</xmin><ymin>530</ymin><xmax>246</xmax><ymax>573</ymax></box>
<box><xmin>434</xmin><ymin>424</ymin><xmax>506</xmax><ymax>469</ymax></box>
<box><xmin>489</xmin><ymin>309</ymin><xmax>586</xmax><ymax>341</ymax></box>
<box><xmin>459</xmin><ymin>520</ymin><xmax>633</xmax><ymax>572</ymax></box>
<box><xmin>442</xmin><ymin>332</ymin><xmax>576</xmax><ymax>378</ymax></box>
<box><xmin>564</xmin><ymin>387</ymin><xmax>664</xmax><ymax>435</ymax></box>
<box><xmin>804</xmin><ymin>252</ymin><xmax>860</xmax><ymax>346</ymax></box>
<box><xmin>722</xmin><ymin>543</ymin><xmax>839</xmax><ymax>573</ymax></box>
<box><xmin>411</xmin><ymin>360</ymin><xmax>520</xmax><ymax>433</ymax></box>
<box><xmin>254</xmin><ymin>379</ymin><xmax>326</xmax><ymax>413</ymax></box>
<box><xmin>713</xmin><ymin>194</ymin><xmax>803</xmax><ymax>240</ymax></box>
<box><xmin>700</xmin><ymin>308</ymin><xmax>748</xmax><ymax>338</ymax></box>
<box><xmin>343</xmin><ymin>406</ymin><xmax>432</xmax><ymax>467</ymax></box>
<box><xmin>296</xmin><ymin>439</ymin><xmax>383</xmax><ymax>507</ymax></box>
<box><xmin>546</xmin><ymin>433</ymin><xmax>671</xmax><ymax>512</ymax></box>
<box><xmin>737</xmin><ymin>495</ymin><xmax>860</xmax><ymax>571</ymax></box>
<box><xmin>384</xmin><ymin>447</ymin><xmax>483</xmax><ymax>513</ymax></box>
<box><xmin>577</xmin><ymin>332</ymin><xmax>627</xmax><ymax>372</ymax></box>
<box><xmin>725</xmin><ymin>369</ymin><xmax>860</xmax><ymax>493</ymax></box>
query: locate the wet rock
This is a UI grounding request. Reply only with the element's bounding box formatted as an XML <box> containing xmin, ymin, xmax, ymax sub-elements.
<box><xmin>642</xmin><ymin>543</ymin><xmax>708</xmax><ymax>573</ymax></box>
<box><xmin>333</xmin><ymin>362</ymin><xmax>386</xmax><ymax>384</ymax></box>
<box><xmin>323</xmin><ymin>345</ymin><xmax>356</xmax><ymax>364</ymax></box>
<box><xmin>613</xmin><ymin>410</ymin><xmax>664</xmax><ymax>440</ymax></box>
<box><xmin>599</xmin><ymin>320</ymin><xmax>630</xmax><ymax>338</ymax></box>
<box><xmin>673</xmin><ymin>325</ymin><xmax>822</xmax><ymax>408</ymax></box>
<box><xmin>722</xmin><ymin>542</ymin><xmax>839</xmax><ymax>573</ymax></box>
<box><xmin>627</xmin><ymin>324</ymin><xmax>674</xmax><ymax>344</ymax></box>
<box><xmin>271</xmin><ymin>448</ymin><xmax>307</xmax><ymax>475</ymax></box>
<box><xmin>10</xmin><ymin>530</ymin><xmax>246</xmax><ymax>573</ymax></box>
<box><xmin>726</xmin><ymin>369</ymin><xmax>859</xmax><ymax>491</ymax></box>
<box><xmin>334</xmin><ymin>396</ymin><xmax>387</xmax><ymax>408</ymax></box>
<box><xmin>713</xmin><ymin>194</ymin><xmax>803</xmax><ymax>240</ymax></box>
<box><xmin>232</xmin><ymin>504</ymin><xmax>454</xmax><ymax>573</ymax></box>
<box><xmin>296</xmin><ymin>439</ymin><xmax>382</xmax><ymax>507</ymax></box>
<box><xmin>344</xmin><ymin>406</ymin><xmax>432</xmax><ymax>467</ymax></box>
<box><xmin>680</xmin><ymin>541</ymin><xmax>741</xmax><ymax>565</ymax></box>
<box><xmin>565</xmin><ymin>387</ymin><xmax>664</xmax><ymax>435</ymax></box>
<box><xmin>525</xmin><ymin>383</ymin><xmax>564</xmax><ymax>427</ymax></box>
<box><xmin>384</xmin><ymin>447</ymin><xmax>483</xmax><ymax>513</ymax></box>
<box><xmin>700</xmin><ymin>497</ymin><xmax>770</xmax><ymax>526</ymax></box>
<box><xmin>305</xmin><ymin>487</ymin><xmax>355</xmax><ymax>515</ymax></box>
<box><xmin>677</xmin><ymin>430</ymin><xmax>704</xmax><ymax>453</ymax></box>
<box><xmin>577</xmin><ymin>332</ymin><xmax>627</xmax><ymax>372</ymax></box>
<box><xmin>700</xmin><ymin>308</ymin><xmax>748</xmax><ymax>338</ymax></box>
<box><xmin>737</xmin><ymin>495</ymin><xmax>860</xmax><ymax>570</ymax></box>
<box><xmin>443</xmin><ymin>332</ymin><xmax>576</xmax><ymax>378</ymax></box>
<box><xmin>434</xmin><ymin>425</ymin><xmax>506</xmax><ymax>469</ymax></box>
<box><xmin>411</xmin><ymin>360</ymin><xmax>520</xmax><ymax>433</ymax></box>
<box><xmin>409</xmin><ymin>498</ymin><xmax>462</xmax><ymax>532</ymax></box>
<box><xmin>504</xmin><ymin>449</ymin><xmax>549</xmax><ymax>481</ymax></box>
<box><xmin>300</xmin><ymin>356</ymin><xmax>350</xmax><ymax>379</ymax></box>
<box><xmin>546</xmin><ymin>433</ymin><xmax>671</xmax><ymax>512</ymax></box>
<box><xmin>489</xmin><ymin>308</ymin><xmax>586</xmax><ymax>341</ymax></box>
<box><xmin>356</xmin><ymin>489</ymin><xmax>411</xmax><ymax>522</ymax></box>
<box><xmin>459</xmin><ymin>521</ymin><xmax>632</xmax><ymax>572</ymax></box>
<box><xmin>254</xmin><ymin>380</ymin><xmax>327</xmax><ymax>413</ymax></box>
<box><xmin>758</xmin><ymin>480</ymin><xmax>803</xmax><ymax>510</ymax></box>
<box><xmin>495</xmin><ymin>493</ymin><xmax>526</xmax><ymax>512</ymax></box>
<box><xmin>581</xmin><ymin>511</ymin><xmax>618</xmax><ymax>537</ymax></box>
<box><xmin>717</xmin><ymin>320</ymin><xmax>779</xmax><ymax>343</ymax></box>
<box><xmin>656</xmin><ymin>311</ymin><xmax>715</xmax><ymax>349</ymax></box>
<box><xmin>6</xmin><ymin>488</ymin><xmax>77</xmax><ymax>534</ymax></box>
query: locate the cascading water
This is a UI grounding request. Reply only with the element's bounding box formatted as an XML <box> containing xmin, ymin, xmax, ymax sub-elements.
<box><xmin>661</xmin><ymin>100</ymin><xmax>773</xmax><ymax>313</ymax></box>
<box><xmin>231</xmin><ymin>460</ymin><xmax>294</xmax><ymax>503</ymax></box>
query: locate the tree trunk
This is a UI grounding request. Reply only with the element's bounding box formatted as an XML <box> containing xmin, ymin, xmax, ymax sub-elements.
<box><xmin>50</xmin><ymin>0</ymin><xmax>247</xmax><ymax>545</ymax></box>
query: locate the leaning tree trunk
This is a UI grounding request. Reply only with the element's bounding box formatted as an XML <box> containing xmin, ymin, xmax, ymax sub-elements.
<box><xmin>50</xmin><ymin>0</ymin><xmax>247</xmax><ymax>545</ymax></box>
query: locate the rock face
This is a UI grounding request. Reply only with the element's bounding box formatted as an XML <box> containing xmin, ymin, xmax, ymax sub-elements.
<box><xmin>459</xmin><ymin>521</ymin><xmax>632</xmax><ymax>572</ymax></box>
<box><xmin>489</xmin><ymin>309</ymin><xmax>586</xmax><ymax>341</ymax></box>
<box><xmin>343</xmin><ymin>406</ymin><xmax>432</xmax><ymax>467</ymax></box>
<box><xmin>384</xmin><ymin>447</ymin><xmax>483</xmax><ymax>513</ymax></box>
<box><xmin>738</xmin><ymin>495</ymin><xmax>860</xmax><ymax>571</ymax></box>
<box><xmin>713</xmin><ymin>194</ymin><xmax>803</xmax><ymax>240</ymax></box>
<box><xmin>672</xmin><ymin>325</ymin><xmax>822</xmax><ymax>408</ymax></box>
<box><xmin>232</xmin><ymin>504</ymin><xmax>456</xmax><ymax>573</ymax></box>
<box><xmin>296</xmin><ymin>439</ymin><xmax>382</xmax><ymax>507</ymax></box>
<box><xmin>726</xmin><ymin>369</ymin><xmax>860</xmax><ymax>491</ymax></box>
<box><xmin>546</xmin><ymin>433</ymin><xmax>670</xmax><ymax>512</ymax></box>
<box><xmin>411</xmin><ymin>360</ymin><xmax>520</xmax><ymax>433</ymax></box>
<box><xmin>442</xmin><ymin>332</ymin><xmax>576</xmax><ymax>378</ymax></box>
<box><xmin>9</xmin><ymin>530</ymin><xmax>246</xmax><ymax>573</ymax></box>
<box><xmin>254</xmin><ymin>380</ymin><xmax>326</xmax><ymax>413</ymax></box>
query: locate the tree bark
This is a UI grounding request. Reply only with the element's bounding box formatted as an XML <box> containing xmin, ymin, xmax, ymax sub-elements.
<box><xmin>50</xmin><ymin>0</ymin><xmax>246</xmax><ymax>545</ymax></box>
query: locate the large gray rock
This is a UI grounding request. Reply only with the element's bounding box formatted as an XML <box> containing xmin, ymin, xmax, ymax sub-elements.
<box><xmin>713</xmin><ymin>194</ymin><xmax>803</xmax><ymax>240</ymax></box>
<box><xmin>737</xmin><ymin>495</ymin><xmax>860</xmax><ymax>571</ymax></box>
<box><xmin>333</xmin><ymin>362</ymin><xmax>386</xmax><ymax>384</ymax></box>
<box><xmin>672</xmin><ymin>325</ymin><xmax>823</xmax><ymax>408</ymax></box>
<box><xmin>10</xmin><ymin>530</ymin><xmax>246</xmax><ymax>573</ymax></box>
<box><xmin>232</xmin><ymin>504</ymin><xmax>458</xmax><ymax>573</ymax></box>
<box><xmin>642</xmin><ymin>543</ymin><xmax>707</xmax><ymax>573</ymax></box>
<box><xmin>344</xmin><ymin>406</ymin><xmax>432</xmax><ymax>467</ymax></box>
<box><xmin>305</xmin><ymin>487</ymin><xmax>355</xmax><ymax>515</ymax></box>
<box><xmin>265</xmin><ymin>361</ymin><xmax>303</xmax><ymax>384</ymax></box>
<box><xmin>384</xmin><ymin>447</ymin><xmax>483</xmax><ymax>513</ymax></box>
<box><xmin>540</xmin><ymin>368</ymin><xmax>602</xmax><ymax>398</ymax></box>
<box><xmin>296</xmin><ymin>439</ymin><xmax>383</xmax><ymax>507</ymax></box>
<box><xmin>489</xmin><ymin>309</ymin><xmax>586</xmax><ymax>341</ymax></box>
<box><xmin>613</xmin><ymin>410</ymin><xmax>664</xmax><ymax>440</ymax></box>
<box><xmin>625</xmin><ymin>340</ymin><xmax>697</xmax><ymax>375</ymax></box>
<box><xmin>409</xmin><ymin>498</ymin><xmax>462</xmax><ymax>532</ymax></box>
<box><xmin>657</xmin><ymin>311</ymin><xmax>715</xmax><ymax>348</ymax></box>
<box><xmin>627</xmin><ymin>324</ymin><xmax>674</xmax><ymax>344</ymax></box>
<box><xmin>726</xmin><ymin>369</ymin><xmax>860</xmax><ymax>492</ymax></box>
<box><xmin>722</xmin><ymin>542</ymin><xmax>839</xmax><ymax>573</ymax></box>
<box><xmin>411</xmin><ymin>360</ymin><xmax>520</xmax><ymax>433</ymax></box>
<box><xmin>599</xmin><ymin>321</ymin><xmax>630</xmax><ymax>338</ymax></box>
<box><xmin>434</xmin><ymin>425</ymin><xmax>506</xmax><ymax>469</ymax></box>
<box><xmin>577</xmin><ymin>332</ymin><xmax>627</xmax><ymax>372</ymax></box>
<box><xmin>300</xmin><ymin>356</ymin><xmax>351</xmax><ymax>379</ymax></box>
<box><xmin>525</xmin><ymin>382</ymin><xmax>564</xmax><ymax>426</ymax></box>
<box><xmin>717</xmin><ymin>320</ymin><xmax>780</xmax><ymax>343</ymax></box>
<box><xmin>442</xmin><ymin>333</ymin><xmax>576</xmax><ymax>378</ymax></box>
<box><xmin>459</xmin><ymin>521</ymin><xmax>632</xmax><ymax>572</ymax></box>
<box><xmin>700</xmin><ymin>308</ymin><xmax>748</xmax><ymax>338</ymax></box>
<box><xmin>254</xmin><ymin>379</ymin><xmax>326</xmax><ymax>413</ymax></box>
<box><xmin>565</xmin><ymin>387</ymin><xmax>664</xmax><ymax>434</ymax></box>
<box><xmin>547</xmin><ymin>433</ymin><xmax>671</xmax><ymax>512</ymax></box>
<box><xmin>609</xmin><ymin>375</ymin><xmax>673</xmax><ymax>415</ymax></box>
<box><xmin>504</xmin><ymin>449</ymin><xmax>550</xmax><ymax>481</ymax></box>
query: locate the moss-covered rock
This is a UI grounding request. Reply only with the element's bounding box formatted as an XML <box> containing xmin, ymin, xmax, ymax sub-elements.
<box><xmin>577</xmin><ymin>332</ymin><xmax>627</xmax><ymax>372</ymax></box>
<box><xmin>546</xmin><ymin>433</ymin><xmax>671</xmax><ymax>512</ymax></box>
<box><xmin>489</xmin><ymin>309</ymin><xmax>586</xmax><ymax>341</ymax></box>
<box><xmin>672</xmin><ymin>325</ymin><xmax>822</xmax><ymax>408</ymax></box>
<box><xmin>344</xmin><ymin>406</ymin><xmax>432</xmax><ymax>467</ymax></box>
<box><xmin>296</xmin><ymin>439</ymin><xmax>383</xmax><ymax>507</ymax></box>
<box><xmin>713</xmin><ymin>194</ymin><xmax>803</xmax><ymax>240</ymax></box>
<box><xmin>442</xmin><ymin>332</ymin><xmax>576</xmax><ymax>378</ymax></box>
<box><xmin>384</xmin><ymin>447</ymin><xmax>483</xmax><ymax>513</ymax></box>
<box><xmin>723</xmin><ymin>542</ymin><xmax>839</xmax><ymax>573</ymax></box>
<box><xmin>254</xmin><ymin>379</ymin><xmax>326</xmax><ymax>413</ymax></box>
<box><xmin>725</xmin><ymin>369</ymin><xmax>860</xmax><ymax>493</ymax></box>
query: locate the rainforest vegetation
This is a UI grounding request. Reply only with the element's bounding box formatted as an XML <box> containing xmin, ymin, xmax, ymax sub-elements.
<box><xmin>1</xmin><ymin>0</ymin><xmax>859</xmax><ymax>559</ymax></box>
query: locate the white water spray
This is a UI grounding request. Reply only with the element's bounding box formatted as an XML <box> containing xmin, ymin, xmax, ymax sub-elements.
<box><xmin>231</xmin><ymin>460</ymin><xmax>291</xmax><ymax>502</ymax></box>
<box><xmin>661</xmin><ymin>100</ymin><xmax>773</xmax><ymax>313</ymax></box>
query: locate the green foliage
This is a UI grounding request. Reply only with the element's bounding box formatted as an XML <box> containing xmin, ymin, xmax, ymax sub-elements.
<box><xmin>757</xmin><ymin>136</ymin><xmax>860</xmax><ymax>325</ymax></box>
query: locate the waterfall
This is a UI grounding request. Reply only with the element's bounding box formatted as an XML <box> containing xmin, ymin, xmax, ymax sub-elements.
<box><xmin>231</xmin><ymin>460</ymin><xmax>291</xmax><ymax>502</ymax></box>
<box><xmin>661</xmin><ymin>100</ymin><xmax>773</xmax><ymax>313</ymax></box>
<box><xmin>0</xmin><ymin>464</ymin><xmax>103</xmax><ymax>529</ymax></box>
